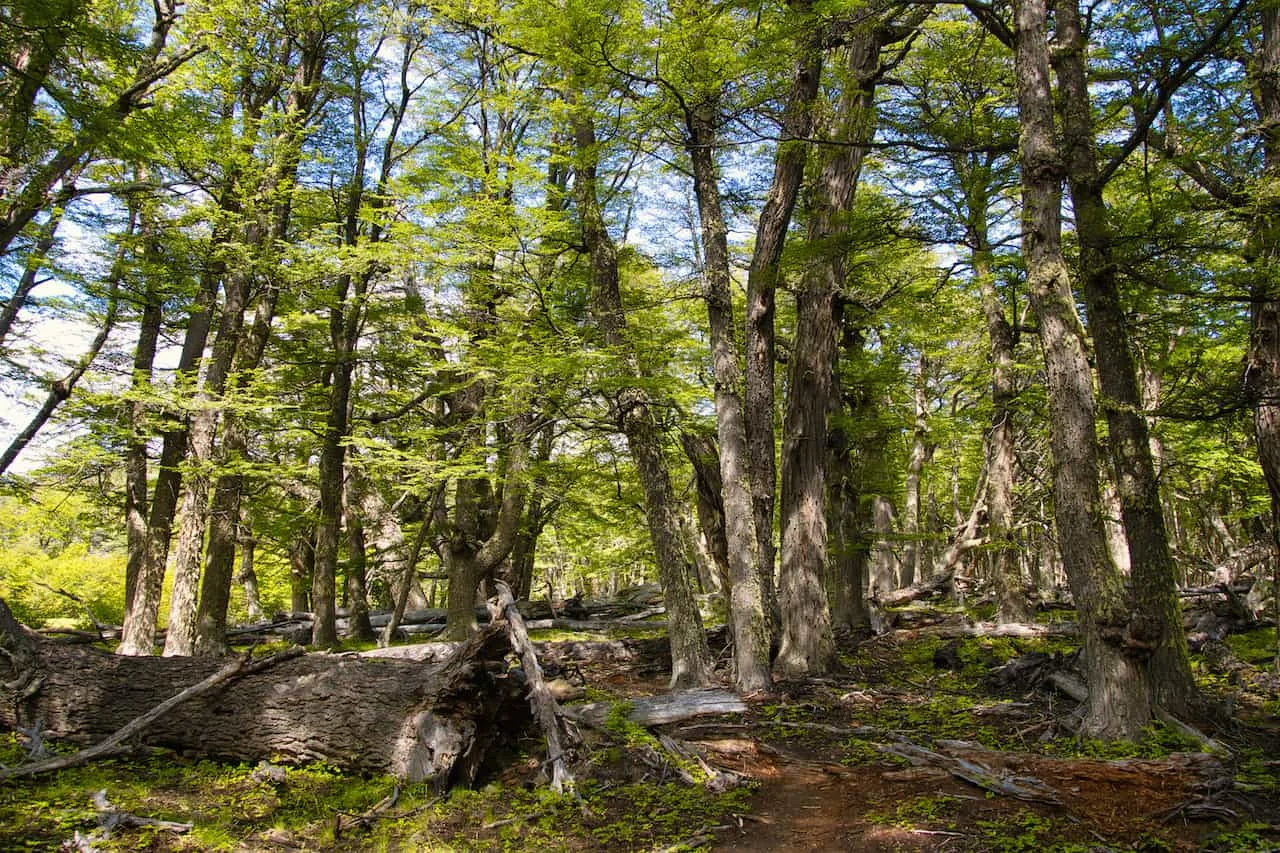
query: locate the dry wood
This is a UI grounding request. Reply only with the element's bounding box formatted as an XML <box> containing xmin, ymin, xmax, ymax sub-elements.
<box><xmin>1</xmin><ymin>608</ymin><xmax>528</xmax><ymax>784</ymax></box>
<box><xmin>334</xmin><ymin>786</ymin><xmax>400</xmax><ymax>838</ymax></box>
<box><xmin>560</xmin><ymin>688</ymin><xmax>747</xmax><ymax>728</ymax></box>
<box><xmin>491</xmin><ymin>580</ymin><xmax>574</xmax><ymax>794</ymax></box>
<box><xmin>91</xmin><ymin>789</ymin><xmax>194</xmax><ymax>834</ymax></box>
<box><xmin>1</xmin><ymin>647</ymin><xmax>303</xmax><ymax>780</ymax></box>
<box><xmin>883</xmin><ymin>739</ymin><xmax>1063</xmax><ymax>803</ymax></box>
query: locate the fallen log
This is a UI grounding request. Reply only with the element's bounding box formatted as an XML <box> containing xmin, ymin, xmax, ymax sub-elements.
<box><xmin>894</xmin><ymin>620</ymin><xmax>1080</xmax><ymax>641</ymax></box>
<box><xmin>1</xmin><ymin>647</ymin><xmax>304</xmax><ymax>780</ymax></box>
<box><xmin>561</xmin><ymin>688</ymin><xmax>747</xmax><ymax>729</ymax></box>
<box><xmin>0</xmin><ymin>599</ymin><xmax>528</xmax><ymax>786</ymax></box>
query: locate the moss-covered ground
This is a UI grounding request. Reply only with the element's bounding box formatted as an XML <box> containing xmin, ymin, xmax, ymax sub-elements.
<box><xmin>2</xmin><ymin>609</ymin><xmax>1278</xmax><ymax>851</ymax></box>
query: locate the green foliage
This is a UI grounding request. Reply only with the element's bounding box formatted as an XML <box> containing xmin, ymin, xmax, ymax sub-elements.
<box><xmin>1202</xmin><ymin>823</ymin><xmax>1280</xmax><ymax>853</ymax></box>
<box><xmin>1047</xmin><ymin>721</ymin><xmax>1204</xmax><ymax>761</ymax></box>
<box><xmin>0</xmin><ymin>492</ymin><xmax>126</xmax><ymax>628</ymax></box>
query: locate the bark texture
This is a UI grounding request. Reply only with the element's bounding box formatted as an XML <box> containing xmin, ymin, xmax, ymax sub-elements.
<box><xmin>686</xmin><ymin>97</ymin><xmax>772</xmax><ymax>692</ymax></box>
<box><xmin>1011</xmin><ymin>0</ymin><xmax>1151</xmax><ymax>738</ymax></box>
<box><xmin>744</xmin><ymin>0</ymin><xmax>824</xmax><ymax>638</ymax></box>
<box><xmin>3</xmin><ymin>603</ymin><xmax>527</xmax><ymax>787</ymax></box>
<box><xmin>573</xmin><ymin>108</ymin><xmax>713</xmax><ymax>689</ymax></box>
<box><xmin>1051</xmin><ymin>0</ymin><xmax>1195</xmax><ymax>713</ymax></box>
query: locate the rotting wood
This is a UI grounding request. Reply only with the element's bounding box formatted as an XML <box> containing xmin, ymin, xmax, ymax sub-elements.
<box><xmin>491</xmin><ymin>580</ymin><xmax>575</xmax><ymax>794</ymax></box>
<box><xmin>1</xmin><ymin>646</ymin><xmax>305</xmax><ymax>780</ymax></box>
<box><xmin>560</xmin><ymin>688</ymin><xmax>747</xmax><ymax>729</ymax></box>
<box><xmin>1</xmin><ymin>601</ymin><xmax>530</xmax><ymax>785</ymax></box>
<box><xmin>881</xmin><ymin>739</ymin><xmax>1063</xmax><ymax>803</ymax></box>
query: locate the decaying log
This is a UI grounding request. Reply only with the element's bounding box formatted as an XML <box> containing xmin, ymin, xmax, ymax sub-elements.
<box><xmin>895</xmin><ymin>620</ymin><xmax>1080</xmax><ymax>641</ymax></box>
<box><xmin>0</xmin><ymin>599</ymin><xmax>528</xmax><ymax>787</ymax></box>
<box><xmin>561</xmin><ymin>688</ymin><xmax>747</xmax><ymax>729</ymax></box>
<box><xmin>491</xmin><ymin>581</ymin><xmax>574</xmax><ymax>793</ymax></box>
<box><xmin>883</xmin><ymin>739</ymin><xmax>1062</xmax><ymax>803</ymax></box>
<box><xmin>1</xmin><ymin>647</ymin><xmax>304</xmax><ymax>780</ymax></box>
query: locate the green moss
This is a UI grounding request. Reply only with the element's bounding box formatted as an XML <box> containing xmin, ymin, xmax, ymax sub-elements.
<box><xmin>1202</xmin><ymin>822</ymin><xmax>1280</xmax><ymax>852</ymax></box>
<box><xmin>866</xmin><ymin>793</ymin><xmax>963</xmax><ymax>827</ymax></box>
<box><xmin>1044</xmin><ymin>720</ymin><xmax>1204</xmax><ymax>761</ymax></box>
<box><xmin>1225</xmin><ymin>627</ymin><xmax>1278</xmax><ymax>666</ymax></box>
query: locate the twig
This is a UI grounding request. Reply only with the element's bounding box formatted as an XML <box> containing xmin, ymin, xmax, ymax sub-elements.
<box><xmin>482</xmin><ymin>808</ymin><xmax>549</xmax><ymax>830</ymax></box>
<box><xmin>334</xmin><ymin>785</ymin><xmax>401</xmax><ymax>838</ymax></box>
<box><xmin>0</xmin><ymin>647</ymin><xmax>304</xmax><ymax>780</ymax></box>
<box><xmin>653</xmin><ymin>825</ymin><xmax>715</xmax><ymax>852</ymax></box>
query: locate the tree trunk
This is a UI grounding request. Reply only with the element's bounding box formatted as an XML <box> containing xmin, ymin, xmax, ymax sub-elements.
<box><xmin>235</xmin><ymin>520</ymin><xmax>264</xmax><ymax>623</ymax></box>
<box><xmin>1247</xmin><ymin>3</ymin><xmax>1280</xmax><ymax>673</ymax></box>
<box><xmin>124</xmin><ymin>209</ymin><xmax>162</xmax><ymax>612</ymax></box>
<box><xmin>573</xmin><ymin>108</ymin><xmax>712</xmax><ymax>689</ymax></box>
<box><xmin>901</xmin><ymin>356</ymin><xmax>932</xmax><ymax>587</ymax></box>
<box><xmin>344</xmin><ymin>495</ymin><xmax>376</xmax><ymax>643</ymax></box>
<box><xmin>975</xmin><ymin>238</ymin><xmax>1029</xmax><ymax>622</ymax></box>
<box><xmin>2</xmin><ymin>601</ymin><xmax>527</xmax><ymax>787</ymax></box>
<box><xmin>1011</xmin><ymin>0</ymin><xmax>1151</xmax><ymax>738</ymax></box>
<box><xmin>680</xmin><ymin>431</ymin><xmax>732</xmax><ymax>601</ymax></box>
<box><xmin>744</xmin><ymin>0</ymin><xmax>824</xmax><ymax>640</ymax></box>
<box><xmin>686</xmin><ymin>98</ymin><xmax>772</xmax><ymax>692</ymax></box>
<box><xmin>289</xmin><ymin>532</ymin><xmax>315</xmax><ymax>615</ymax></box>
<box><xmin>776</xmin><ymin>27</ymin><xmax>887</xmax><ymax>677</ymax></box>
<box><xmin>118</xmin><ymin>227</ymin><xmax>221</xmax><ymax>656</ymax></box>
<box><xmin>1052</xmin><ymin>0</ymin><xmax>1196</xmax><ymax>712</ymax></box>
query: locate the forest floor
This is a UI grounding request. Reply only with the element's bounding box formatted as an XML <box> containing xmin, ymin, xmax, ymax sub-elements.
<box><xmin>2</xmin><ymin>608</ymin><xmax>1279</xmax><ymax>851</ymax></box>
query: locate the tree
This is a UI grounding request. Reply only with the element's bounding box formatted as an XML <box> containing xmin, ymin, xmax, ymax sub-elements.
<box><xmin>1006</xmin><ymin>0</ymin><xmax>1151</xmax><ymax>738</ymax></box>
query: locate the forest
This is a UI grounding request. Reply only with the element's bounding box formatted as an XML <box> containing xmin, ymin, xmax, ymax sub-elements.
<box><xmin>1</xmin><ymin>0</ymin><xmax>1279</xmax><ymax>849</ymax></box>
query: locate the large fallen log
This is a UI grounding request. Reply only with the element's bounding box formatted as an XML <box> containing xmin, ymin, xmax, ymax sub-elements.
<box><xmin>0</xmin><ymin>600</ymin><xmax>528</xmax><ymax>787</ymax></box>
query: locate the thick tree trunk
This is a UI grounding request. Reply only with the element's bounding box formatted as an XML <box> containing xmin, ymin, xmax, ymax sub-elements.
<box><xmin>1012</xmin><ymin>0</ymin><xmax>1151</xmax><ymax>738</ymax></box>
<box><xmin>573</xmin><ymin>109</ymin><xmax>712</xmax><ymax>689</ymax></box>
<box><xmin>1052</xmin><ymin>0</ymin><xmax>1196</xmax><ymax>713</ymax></box>
<box><xmin>2</xmin><ymin>602</ymin><xmax>527</xmax><ymax>786</ymax></box>
<box><xmin>1248</xmin><ymin>5</ymin><xmax>1280</xmax><ymax>672</ymax></box>
<box><xmin>777</xmin><ymin>28</ymin><xmax>886</xmax><ymax>677</ymax></box>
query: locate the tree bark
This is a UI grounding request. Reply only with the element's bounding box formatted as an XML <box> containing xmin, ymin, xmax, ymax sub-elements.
<box><xmin>1051</xmin><ymin>0</ymin><xmax>1196</xmax><ymax>713</ymax></box>
<box><xmin>776</xmin><ymin>26</ymin><xmax>887</xmax><ymax>677</ymax></box>
<box><xmin>573</xmin><ymin>107</ymin><xmax>713</xmax><ymax>689</ymax></box>
<box><xmin>744</xmin><ymin>0</ymin><xmax>824</xmax><ymax>640</ymax></box>
<box><xmin>686</xmin><ymin>97</ymin><xmax>772</xmax><ymax>692</ymax></box>
<box><xmin>1246</xmin><ymin>2</ymin><xmax>1280</xmax><ymax>674</ymax></box>
<box><xmin>1010</xmin><ymin>0</ymin><xmax>1152</xmax><ymax>738</ymax></box>
<box><xmin>2</xmin><ymin>601</ymin><xmax>527</xmax><ymax>786</ymax></box>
